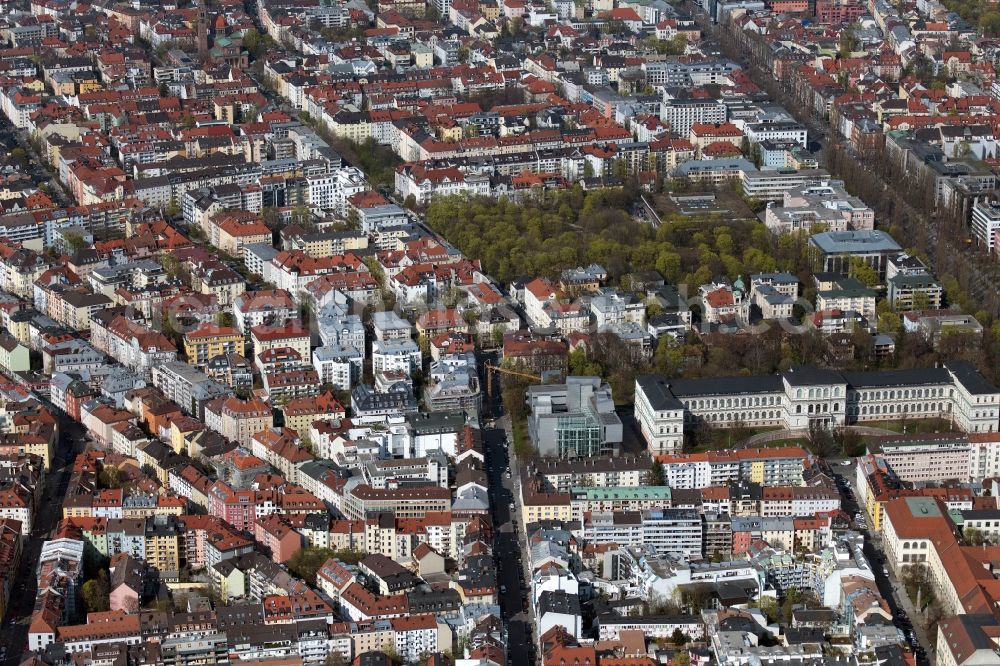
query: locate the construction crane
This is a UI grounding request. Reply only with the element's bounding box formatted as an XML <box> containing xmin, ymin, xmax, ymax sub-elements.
<box><xmin>484</xmin><ymin>363</ymin><xmax>540</xmax><ymax>401</ymax></box>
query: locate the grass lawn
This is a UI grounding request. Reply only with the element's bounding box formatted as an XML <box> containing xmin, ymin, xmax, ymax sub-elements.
<box><xmin>685</xmin><ymin>425</ymin><xmax>785</xmax><ymax>452</ymax></box>
<box><xmin>688</xmin><ymin>437</ymin><xmax>808</xmax><ymax>453</ymax></box>
<box><xmin>904</xmin><ymin>580</ymin><xmax>935</xmax><ymax>612</ymax></box>
<box><xmin>748</xmin><ymin>437</ymin><xmax>810</xmax><ymax>448</ymax></box>
<box><xmin>860</xmin><ymin>417</ymin><xmax>957</xmax><ymax>435</ymax></box>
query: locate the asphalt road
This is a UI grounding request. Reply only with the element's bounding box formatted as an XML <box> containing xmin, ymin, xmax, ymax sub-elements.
<box><xmin>0</xmin><ymin>112</ymin><xmax>73</xmax><ymax>209</ymax></box>
<box><xmin>483</xmin><ymin>424</ymin><xmax>535</xmax><ymax>664</ymax></box>
<box><xmin>832</xmin><ymin>464</ymin><xmax>931</xmax><ymax>665</ymax></box>
<box><xmin>0</xmin><ymin>418</ymin><xmax>87</xmax><ymax>666</ymax></box>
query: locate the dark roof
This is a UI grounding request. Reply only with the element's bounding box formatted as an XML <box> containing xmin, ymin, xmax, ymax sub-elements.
<box><xmin>668</xmin><ymin>374</ymin><xmax>783</xmax><ymax>397</ymax></box>
<box><xmin>636</xmin><ymin>375</ymin><xmax>685</xmax><ymax>410</ymax></box>
<box><xmin>538</xmin><ymin>590</ymin><xmax>581</xmax><ymax>616</ymax></box>
<box><xmin>961</xmin><ymin>509</ymin><xmax>1000</xmax><ymax>520</ymax></box>
<box><xmin>718</xmin><ymin>615</ymin><xmax>761</xmax><ymax>634</ymax></box>
<box><xmin>783</xmin><ymin>627</ymin><xmax>825</xmax><ymax>644</ymax></box>
<box><xmin>782</xmin><ymin>365</ymin><xmax>845</xmax><ymax>387</ymax></box>
<box><xmin>946</xmin><ymin>360</ymin><xmax>998</xmax><ymax>395</ymax></box>
<box><xmin>842</xmin><ymin>367</ymin><xmax>950</xmax><ymax>388</ymax></box>
<box><xmin>406</xmin><ymin>588</ymin><xmax>462</xmax><ymax>613</ymax></box>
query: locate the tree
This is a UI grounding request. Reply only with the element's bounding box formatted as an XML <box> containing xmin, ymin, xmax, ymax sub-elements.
<box><xmin>287</xmin><ymin>547</ymin><xmax>336</xmax><ymax>584</ymax></box>
<box><xmin>332</xmin><ymin>548</ymin><xmax>364</xmax><ymax>564</ymax></box>
<box><xmin>834</xmin><ymin>427</ymin><xmax>864</xmax><ymax>457</ymax></box>
<box><xmin>82</xmin><ymin>570</ymin><xmax>110</xmax><ymax>612</ymax></box>
<box><xmin>487</xmin><ymin>325</ymin><xmax>505</xmax><ymax>349</ymax></box>
<box><xmin>164</xmin><ymin>199</ymin><xmax>181</xmax><ymax>220</ymax></box>
<box><xmin>296</xmin><ymin>430</ymin><xmax>313</xmax><ymax>454</ymax></box>
<box><xmin>568</xmin><ymin>347</ymin><xmax>602</xmax><ymax>377</ymax></box>
<box><xmin>324</xmin><ymin>653</ymin><xmax>349</xmax><ymax>666</ymax></box>
<box><xmin>877</xmin><ymin>312</ymin><xmax>901</xmax><ymax>333</ymax></box>
<box><xmin>63</xmin><ymin>231</ymin><xmax>88</xmax><ymax>254</ymax></box>
<box><xmin>756</xmin><ymin>596</ymin><xmax>779</xmax><ymax>621</ymax></box>
<box><xmin>848</xmin><ymin>257</ymin><xmax>879</xmax><ymax>288</ymax></box>
<box><xmin>980</xmin><ymin>11</ymin><xmax>1000</xmax><ymax>36</ymax></box>
<box><xmin>243</xmin><ymin>28</ymin><xmax>268</xmax><ymax>58</ymax></box>
<box><xmin>98</xmin><ymin>465</ymin><xmax>123</xmax><ymax>489</ymax></box>
<box><xmin>807</xmin><ymin>421</ymin><xmax>839</xmax><ymax>458</ymax></box>
<box><xmin>11</xmin><ymin>148</ymin><xmax>27</xmax><ymax>168</ymax></box>
<box><xmin>965</xmin><ymin>527</ymin><xmax>991</xmax><ymax>546</ymax></box>
<box><xmin>647</xmin><ymin>460</ymin><xmax>665</xmax><ymax>486</ymax></box>
<box><xmin>672</xmin><ymin>651</ymin><xmax>691</xmax><ymax>666</ymax></box>
<box><xmin>838</xmin><ymin>26</ymin><xmax>857</xmax><ymax>58</ymax></box>
<box><xmin>781</xmin><ymin>586</ymin><xmax>801</xmax><ymax>623</ymax></box>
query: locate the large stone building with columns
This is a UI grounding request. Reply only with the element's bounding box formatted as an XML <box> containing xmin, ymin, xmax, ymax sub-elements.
<box><xmin>636</xmin><ymin>362</ymin><xmax>999</xmax><ymax>455</ymax></box>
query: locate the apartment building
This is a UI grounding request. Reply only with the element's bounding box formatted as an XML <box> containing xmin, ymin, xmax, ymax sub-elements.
<box><xmin>655</xmin><ymin>447</ymin><xmax>810</xmax><ymax>490</ymax></box>
<box><xmin>183</xmin><ymin>325</ymin><xmax>245</xmax><ymax>368</ymax></box>
<box><xmin>342</xmin><ymin>482</ymin><xmax>451</xmax><ymax>520</ymax></box>
<box><xmin>204</xmin><ymin>396</ymin><xmax>273</xmax><ymax>448</ymax></box>
<box><xmin>251</xmin><ymin>321</ymin><xmax>311</xmax><ymax>360</ymax></box>
<box><xmin>571</xmin><ymin>486</ymin><xmax>674</xmax><ymax>521</ymax></box>
<box><xmin>152</xmin><ymin>361</ymin><xmax>232</xmax><ymax>418</ymax></box>
<box><xmin>526</xmin><ymin>455</ymin><xmax>652</xmax><ymax>492</ymax></box>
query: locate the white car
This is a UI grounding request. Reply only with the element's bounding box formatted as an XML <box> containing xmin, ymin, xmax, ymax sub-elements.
<box><xmin>840</xmin><ymin>460</ymin><xmax>853</xmax><ymax>466</ymax></box>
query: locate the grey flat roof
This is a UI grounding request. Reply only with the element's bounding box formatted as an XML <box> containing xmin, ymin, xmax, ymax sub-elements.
<box><xmin>809</xmin><ymin>230</ymin><xmax>902</xmax><ymax>254</ymax></box>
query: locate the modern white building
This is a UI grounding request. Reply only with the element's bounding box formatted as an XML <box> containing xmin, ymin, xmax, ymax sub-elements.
<box><xmin>639</xmin><ymin>509</ymin><xmax>704</xmax><ymax>559</ymax></box>
<box><xmin>741</xmin><ymin>168</ymin><xmax>831</xmax><ymax>202</ymax></box>
<box><xmin>971</xmin><ymin>198</ymin><xmax>1000</xmax><ymax>251</ymax></box>
<box><xmin>660</xmin><ymin>95</ymin><xmax>727</xmax><ymax>136</ymax></box>
<box><xmin>371</xmin><ymin>339</ymin><xmax>422</xmax><ymax>376</ymax></box>
<box><xmin>744</xmin><ymin>121</ymin><xmax>808</xmax><ymax>148</ymax></box>
<box><xmin>306</xmin><ymin>167</ymin><xmax>367</xmax><ymax>217</ymax></box>
<box><xmin>313</xmin><ymin>344</ymin><xmax>362</xmax><ymax>390</ymax></box>
<box><xmin>589</xmin><ymin>290</ymin><xmax>646</xmax><ymax>328</ymax></box>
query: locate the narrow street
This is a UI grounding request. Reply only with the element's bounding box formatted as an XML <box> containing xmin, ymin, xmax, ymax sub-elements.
<box><xmin>484</xmin><ymin>423</ymin><xmax>534</xmax><ymax>665</ymax></box>
<box><xmin>0</xmin><ymin>418</ymin><xmax>86</xmax><ymax>666</ymax></box>
<box><xmin>833</xmin><ymin>465</ymin><xmax>932</xmax><ymax>665</ymax></box>
<box><xmin>478</xmin><ymin>350</ymin><xmax>535</xmax><ymax>664</ymax></box>
<box><xmin>0</xmin><ymin>113</ymin><xmax>73</xmax><ymax>209</ymax></box>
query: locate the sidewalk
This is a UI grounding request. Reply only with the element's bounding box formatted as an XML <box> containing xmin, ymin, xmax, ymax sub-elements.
<box><xmin>499</xmin><ymin>416</ymin><xmax>537</xmax><ymax>632</ymax></box>
<box><xmin>887</xmin><ymin>574</ymin><xmax>934</xmax><ymax>662</ymax></box>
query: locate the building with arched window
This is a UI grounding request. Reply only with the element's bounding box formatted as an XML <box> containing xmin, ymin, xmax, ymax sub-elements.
<box><xmin>636</xmin><ymin>361</ymin><xmax>999</xmax><ymax>453</ymax></box>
